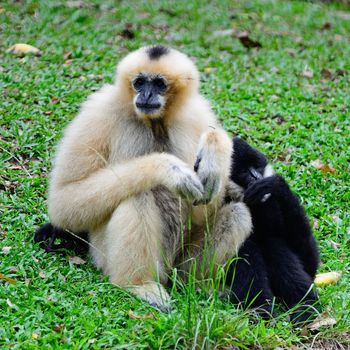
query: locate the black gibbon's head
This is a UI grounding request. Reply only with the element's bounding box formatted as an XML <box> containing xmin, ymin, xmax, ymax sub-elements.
<box><xmin>231</xmin><ymin>137</ymin><xmax>274</xmax><ymax>189</ymax></box>
<box><xmin>115</xmin><ymin>45</ymin><xmax>200</xmax><ymax>121</ymax></box>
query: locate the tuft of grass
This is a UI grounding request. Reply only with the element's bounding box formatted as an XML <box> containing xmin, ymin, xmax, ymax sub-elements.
<box><xmin>1</xmin><ymin>0</ymin><xmax>349</xmax><ymax>348</ymax></box>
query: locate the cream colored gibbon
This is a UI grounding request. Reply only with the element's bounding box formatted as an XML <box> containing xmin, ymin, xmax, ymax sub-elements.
<box><xmin>46</xmin><ymin>45</ymin><xmax>252</xmax><ymax>310</ymax></box>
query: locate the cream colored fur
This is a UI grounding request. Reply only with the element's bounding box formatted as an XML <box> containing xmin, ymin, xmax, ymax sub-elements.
<box><xmin>48</xmin><ymin>46</ymin><xmax>251</xmax><ymax>310</ymax></box>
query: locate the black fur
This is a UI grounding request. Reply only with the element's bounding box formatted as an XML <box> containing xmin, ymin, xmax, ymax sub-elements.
<box><xmin>226</xmin><ymin>137</ymin><xmax>320</xmax><ymax>324</ymax></box>
<box><xmin>146</xmin><ymin>45</ymin><xmax>169</xmax><ymax>60</ymax></box>
<box><xmin>34</xmin><ymin>223</ymin><xmax>89</xmax><ymax>255</ymax></box>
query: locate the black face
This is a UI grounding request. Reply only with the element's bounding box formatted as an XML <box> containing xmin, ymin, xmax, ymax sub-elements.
<box><xmin>231</xmin><ymin>137</ymin><xmax>268</xmax><ymax>189</ymax></box>
<box><xmin>133</xmin><ymin>74</ymin><xmax>167</xmax><ymax>114</ymax></box>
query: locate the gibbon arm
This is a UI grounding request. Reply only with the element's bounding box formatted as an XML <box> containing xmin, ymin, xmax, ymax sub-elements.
<box><xmin>49</xmin><ymin>152</ymin><xmax>204</xmax><ymax>232</ymax></box>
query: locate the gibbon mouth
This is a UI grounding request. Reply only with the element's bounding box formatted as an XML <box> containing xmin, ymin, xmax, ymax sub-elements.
<box><xmin>136</xmin><ymin>103</ymin><xmax>162</xmax><ymax>114</ymax></box>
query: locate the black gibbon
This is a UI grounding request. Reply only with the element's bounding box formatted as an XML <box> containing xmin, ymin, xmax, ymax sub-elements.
<box><xmin>35</xmin><ymin>46</ymin><xmax>252</xmax><ymax>311</ymax></box>
<box><xmin>225</xmin><ymin>137</ymin><xmax>320</xmax><ymax>324</ymax></box>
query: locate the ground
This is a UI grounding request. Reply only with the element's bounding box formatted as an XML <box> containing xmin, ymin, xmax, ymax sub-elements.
<box><xmin>0</xmin><ymin>0</ymin><xmax>349</xmax><ymax>349</ymax></box>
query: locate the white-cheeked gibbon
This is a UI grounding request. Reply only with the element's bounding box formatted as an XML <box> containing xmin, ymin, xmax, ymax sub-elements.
<box><xmin>43</xmin><ymin>45</ymin><xmax>252</xmax><ymax>311</ymax></box>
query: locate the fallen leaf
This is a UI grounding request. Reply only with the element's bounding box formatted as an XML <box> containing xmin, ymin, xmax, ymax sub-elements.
<box><xmin>237</xmin><ymin>31</ymin><xmax>262</xmax><ymax>49</ymax></box>
<box><xmin>310</xmin><ymin>159</ymin><xmax>336</xmax><ymax>174</ymax></box>
<box><xmin>24</xmin><ymin>278</ymin><xmax>32</xmax><ymax>286</ymax></box>
<box><xmin>39</xmin><ymin>271</ymin><xmax>46</xmax><ymax>279</ymax></box>
<box><xmin>313</xmin><ymin>219</ymin><xmax>319</xmax><ymax>230</ymax></box>
<box><xmin>336</xmin><ymin>69</ymin><xmax>347</xmax><ymax>76</ymax></box>
<box><xmin>31</xmin><ymin>332</ymin><xmax>39</xmax><ymax>340</ymax></box>
<box><xmin>9</xmin><ymin>266</ymin><xmax>18</xmax><ymax>273</ymax></box>
<box><xmin>69</xmin><ymin>256</ymin><xmax>86</xmax><ymax>265</ymax></box>
<box><xmin>321</xmin><ymin>68</ymin><xmax>332</xmax><ymax>79</ymax></box>
<box><xmin>0</xmin><ymin>273</ymin><xmax>17</xmax><ymax>284</ymax></box>
<box><xmin>2</xmin><ymin>246</ymin><xmax>11</xmax><ymax>254</ymax></box>
<box><xmin>314</xmin><ymin>271</ymin><xmax>342</xmax><ymax>287</ymax></box>
<box><xmin>307</xmin><ymin>314</ymin><xmax>337</xmax><ymax>331</ymax></box>
<box><xmin>51</xmin><ymin>96</ymin><xmax>60</xmax><ymax>104</ymax></box>
<box><xmin>53</xmin><ymin>324</ymin><xmax>64</xmax><ymax>332</ymax></box>
<box><xmin>0</xmin><ymin>7</ymin><xmax>5</xmax><ymax>14</ymax></box>
<box><xmin>321</xmin><ymin>22</ymin><xmax>332</xmax><ymax>30</ymax></box>
<box><xmin>302</xmin><ymin>68</ymin><xmax>313</xmax><ymax>79</ymax></box>
<box><xmin>120</xmin><ymin>24</ymin><xmax>135</xmax><ymax>39</ymax></box>
<box><xmin>128</xmin><ymin>309</ymin><xmax>155</xmax><ymax>319</ymax></box>
<box><xmin>213</xmin><ymin>28</ymin><xmax>237</xmax><ymax>37</ymax></box>
<box><xmin>272</xmin><ymin>113</ymin><xmax>285</xmax><ymax>125</ymax></box>
<box><xmin>7</xmin><ymin>43</ymin><xmax>41</xmax><ymax>57</ymax></box>
<box><xmin>63</xmin><ymin>51</ymin><xmax>72</xmax><ymax>60</ymax></box>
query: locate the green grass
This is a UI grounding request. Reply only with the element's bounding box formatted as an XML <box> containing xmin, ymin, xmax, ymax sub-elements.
<box><xmin>1</xmin><ymin>0</ymin><xmax>349</xmax><ymax>348</ymax></box>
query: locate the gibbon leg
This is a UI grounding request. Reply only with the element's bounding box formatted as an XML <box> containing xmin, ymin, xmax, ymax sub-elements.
<box><xmin>90</xmin><ymin>188</ymin><xmax>184</xmax><ymax>311</ymax></box>
<box><xmin>179</xmin><ymin>202</ymin><xmax>252</xmax><ymax>279</ymax></box>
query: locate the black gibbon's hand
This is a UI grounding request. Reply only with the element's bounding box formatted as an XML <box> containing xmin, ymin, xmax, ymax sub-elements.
<box><xmin>244</xmin><ymin>175</ymin><xmax>286</xmax><ymax>205</ymax></box>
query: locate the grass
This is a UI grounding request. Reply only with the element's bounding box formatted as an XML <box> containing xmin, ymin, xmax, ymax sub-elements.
<box><xmin>0</xmin><ymin>0</ymin><xmax>349</xmax><ymax>348</ymax></box>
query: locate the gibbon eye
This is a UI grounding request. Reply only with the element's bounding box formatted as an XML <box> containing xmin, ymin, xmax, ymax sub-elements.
<box><xmin>133</xmin><ymin>77</ymin><xmax>146</xmax><ymax>90</ymax></box>
<box><xmin>153</xmin><ymin>77</ymin><xmax>167</xmax><ymax>91</ymax></box>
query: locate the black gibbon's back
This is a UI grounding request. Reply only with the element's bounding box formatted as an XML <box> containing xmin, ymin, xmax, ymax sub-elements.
<box><xmin>227</xmin><ymin>137</ymin><xmax>320</xmax><ymax>324</ymax></box>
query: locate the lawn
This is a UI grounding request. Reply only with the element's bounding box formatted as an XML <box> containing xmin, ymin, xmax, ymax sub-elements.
<box><xmin>0</xmin><ymin>0</ymin><xmax>349</xmax><ymax>348</ymax></box>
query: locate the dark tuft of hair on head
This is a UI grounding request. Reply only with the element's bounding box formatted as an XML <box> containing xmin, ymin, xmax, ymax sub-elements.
<box><xmin>147</xmin><ymin>45</ymin><xmax>169</xmax><ymax>60</ymax></box>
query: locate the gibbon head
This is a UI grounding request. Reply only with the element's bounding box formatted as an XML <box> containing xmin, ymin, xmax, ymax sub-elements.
<box><xmin>232</xmin><ymin>137</ymin><xmax>274</xmax><ymax>189</ymax></box>
<box><xmin>115</xmin><ymin>45</ymin><xmax>200</xmax><ymax>120</ymax></box>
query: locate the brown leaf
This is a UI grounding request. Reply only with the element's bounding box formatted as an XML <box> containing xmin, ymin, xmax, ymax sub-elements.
<box><xmin>321</xmin><ymin>68</ymin><xmax>332</xmax><ymax>79</ymax></box>
<box><xmin>69</xmin><ymin>256</ymin><xmax>86</xmax><ymax>265</ymax></box>
<box><xmin>272</xmin><ymin>114</ymin><xmax>285</xmax><ymax>125</ymax></box>
<box><xmin>63</xmin><ymin>51</ymin><xmax>72</xmax><ymax>60</ymax></box>
<box><xmin>120</xmin><ymin>24</ymin><xmax>135</xmax><ymax>40</ymax></box>
<box><xmin>312</xmin><ymin>219</ymin><xmax>319</xmax><ymax>230</ymax></box>
<box><xmin>7</xmin><ymin>43</ymin><xmax>41</xmax><ymax>57</ymax></box>
<box><xmin>39</xmin><ymin>271</ymin><xmax>46</xmax><ymax>279</ymax></box>
<box><xmin>321</xmin><ymin>22</ymin><xmax>332</xmax><ymax>31</ymax></box>
<box><xmin>53</xmin><ymin>324</ymin><xmax>64</xmax><ymax>333</ymax></box>
<box><xmin>128</xmin><ymin>309</ymin><xmax>156</xmax><ymax>319</ymax></box>
<box><xmin>336</xmin><ymin>69</ymin><xmax>347</xmax><ymax>77</ymax></box>
<box><xmin>237</xmin><ymin>31</ymin><xmax>262</xmax><ymax>49</ymax></box>
<box><xmin>310</xmin><ymin>159</ymin><xmax>336</xmax><ymax>174</ymax></box>
<box><xmin>0</xmin><ymin>273</ymin><xmax>17</xmax><ymax>285</ymax></box>
<box><xmin>51</xmin><ymin>96</ymin><xmax>60</xmax><ymax>104</ymax></box>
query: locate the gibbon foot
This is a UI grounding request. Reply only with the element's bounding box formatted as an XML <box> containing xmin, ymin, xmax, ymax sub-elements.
<box><xmin>194</xmin><ymin>129</ymin><xmax>232</xmax><ymax>205</ymax></box>
<box><xmin>128</xmin><ymin>282</ymin><xmax>172</xmax><ymax>313</ymax></box>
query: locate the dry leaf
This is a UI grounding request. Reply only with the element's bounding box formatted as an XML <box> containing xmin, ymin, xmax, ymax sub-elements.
<box><xmin>310</xmin><ymin>159</ymin><xmax>336</xmax><ymax>174</ymax></box>
<box><xmin>31</xmin><ymin>332</ymin><xmax>39</xmax><ymax>340</ymax></box>
<box><xmin>128</xmin><ymin>309</ymin><xmax>155</xmax><ymax>319</ymax></box>
<box><xmin>120</xmin><ymin>24</ymin><xmax>135</xmax><ymax>40</ymax></box>
<box><xmin>9</xmin><ymin>266</ymin><xmax>18</xmax><ymax>273</ymax></box>
<box><xmin>69</xmin><ymin>256</ymin><xmax>86</xmax><ymax>265</ymax></box>
<box><xmin>0</xmin><ymin>273</ymin><xmax>17</xmax><ymax>285</ymax></box>
<box><xmin>307</xmin><ymin>314</ymin><xmax>337</xmax><ymax>331</ymax></box>
<box><xmin>39</xmin><ymin>271</ymin><xmax>46</xmax><ymax>279</ymax></box>
<box><xmin>237</xmin><ymin>31</ymin><xmax>262</xmax><ymax>49</ymax></box>
<box><xmin>7</xmin><ymin>43</ymin><xmax>41</xmax><ymax>57</ymax></box>
<box><xmin>321</xmin><ymin>22</ymin><xmax>332</xmax><ymax>31</ymax></box>
<box><xmin>2</xmin><ymin>246</ymin><xmax>11</xmax><ymax>254</ymax></box>
<box><xmin>53</xmin><ymin>324</ymin><xmax>64</xmax><ymax>332</ymax></box>
<box><xmin>336</xmin><ymin>69</ymin><xmax>347</xmax><ymax>77</ymax></box>
<box><xmin>314</xmin><ymin>271</ymin><xmax>342</xmax><ymax>287</ymax></box>
<box><xmin>313</xmin><ymin>219</ymin><xmax>319</xmax><ymax>230</ymax></box>
<box><xmin>0</xmin><ymin>7</ymin><xmax>5</xmax><ymax>14</ymax></box>
<box><xmin>302</xmin><ymin>68</ymin><xmax>313</xmax><ymax>78</ymax></box>
<box><xmin>286</xmin><ymin>48</ymin><xmax>297</xmax><ymax>56</ymax></box>
<box><xmin>321</xmin><ymin>68</ymin><xmax>332</xmax><ymax>79</ymax></box>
